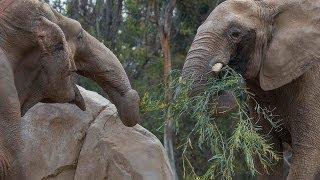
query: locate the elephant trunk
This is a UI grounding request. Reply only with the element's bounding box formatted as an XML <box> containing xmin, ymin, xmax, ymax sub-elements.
<box><xmin>182</xmin><ymin>31</ymin><xmax>229</xmax><ymax>95</ymax></box>
<box><xmin>182</xmin><ymin>32</ymin><xmax>237</xmax><ymax>115</ymax></box>
<box><xmin>182</xmin><ymin>53</ymin><xmax>209</xmax><ymax>95</ymax></box>
<box><xmin>101</xmin><ymin>74</ymin><xmax>140</xmax><ymax>128</ymax></box>
<box><xmin>107</xmin><ymin>87</ymin><xmax>140</xmax><ymax>127</ymax></box>
<box><xmin>79</xmin><ymin>33</ymin><xmax>140</xmax><ymax>127</ymax></box>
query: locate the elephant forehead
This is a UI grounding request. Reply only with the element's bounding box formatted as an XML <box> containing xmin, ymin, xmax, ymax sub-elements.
<box><xmin>200</xmin><ymin>1</ymin><xmax>261</xmax><ymax>33</ymax></box>
<box><xmin>209</xmin><ymin>0</ymin><xmax>259</xmax><ymax>17</ymax></box>
<box><xmin>199</xmin><ymin>12</ymin><xmax>243</xmax><ymax>33</ymax></box>
<box><xmin>0</xmin><ymin>0</ymin><xmax>56</xmax><ymax>32</ymax></box>
<box><xmin>197</xmin><ymin>20</ymin><xmax>225</xmax><ymax>33</ymax></box>
<box><xmin>198</xmin><ymin>15</ymin><xmax>257</xmax><ymax>35</ymax></box>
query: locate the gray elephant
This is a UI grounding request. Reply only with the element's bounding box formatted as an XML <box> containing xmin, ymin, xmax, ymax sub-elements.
<box><xmin>0</xmin><ymin>0</ymin><xmax>140</xmax><ymax>179</ymax></box>
<box><xmin>182</xmin><ymin>0</ymin><xmax>320</xmax><ymax>179</ymax></box>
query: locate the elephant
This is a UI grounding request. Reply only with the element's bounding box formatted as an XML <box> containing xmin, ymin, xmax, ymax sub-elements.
<box><xmin>0</xmin><ymin>0</ymin><xmax>140</xmax><ymax>178</ymax></box>
<box><xmin>182</xmin><ymin>0</ymin><xmax>320</xmax><ymax>179</ymax></box>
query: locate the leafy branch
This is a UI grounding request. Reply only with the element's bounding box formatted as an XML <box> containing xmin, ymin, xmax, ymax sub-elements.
<box><xmin>141</xmin><ymin>67</ymin><xmax>282</xmax><ymax>179</ymax></box>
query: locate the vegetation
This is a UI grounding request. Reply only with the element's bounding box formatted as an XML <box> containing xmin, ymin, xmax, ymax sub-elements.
<box><xmin>45</xmin><ymin>0</ymin><xmax>282</xmax><ymax>179</ymax></box>
<box><xmin>141</xmin><ymin>67</ymin><xmax>281</xmax><ymax>179</ymax></box>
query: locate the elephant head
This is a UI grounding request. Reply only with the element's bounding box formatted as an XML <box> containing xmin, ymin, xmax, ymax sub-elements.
<box><xmin>50</xmin><ymin>10</ymin><xmax>140</xmax><ymax>127</ymax></box>
<box><xmin>18</xmin><ymin>16</ymin><xmax>85</xmax><ymax>115</ymax></box>
<box><xmin>36</xmin><ymin>17</ymin><xmax>85</xmax><ymax>108</ymax></box>
<box><xmin>182</xmin><ymin>0</ymin><xmax>320</xmax><ymax>97</ymax></box>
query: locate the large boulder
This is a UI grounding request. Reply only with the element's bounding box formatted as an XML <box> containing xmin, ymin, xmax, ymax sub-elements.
<box><xmin>19</xmin><ymin>86</ymin><xmax>173</xmax><ymax>180</ymax></box>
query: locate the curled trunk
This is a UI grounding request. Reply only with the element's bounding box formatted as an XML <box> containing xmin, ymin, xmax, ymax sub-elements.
<box><xmin>77</xmin><ymin>33</ymin><xmax>140</xmax><ymax>127</ymax></box>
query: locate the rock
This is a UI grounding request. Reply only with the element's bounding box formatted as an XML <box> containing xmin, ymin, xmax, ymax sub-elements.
<box><xmin>19</xmin><ymin>86</ymin><xmax>174</xmax><ymax>180</ymax></box>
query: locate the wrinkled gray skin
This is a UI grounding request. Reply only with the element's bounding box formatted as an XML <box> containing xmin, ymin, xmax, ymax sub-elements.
<box><xmin>182</xmin><ymin>0</ymin><xmax>320</xmax><ymax>179</ymax></box>
<box><xmin>0</xmin><ymin>0</ymin><xmax>140</xmax><ymax>179</ymax></box>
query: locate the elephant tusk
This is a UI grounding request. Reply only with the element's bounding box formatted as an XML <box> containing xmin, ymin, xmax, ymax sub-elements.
<box><xmin>211</xmin><ymin>63</ymin><xmax>223</xmax><ymax>73</ymax></box>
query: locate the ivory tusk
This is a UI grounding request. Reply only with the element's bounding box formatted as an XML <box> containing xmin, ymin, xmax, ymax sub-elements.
<box><xmin>211</xmin><ymin>63</ymin><xmax>223</xmax><ymax>73</ymax></box>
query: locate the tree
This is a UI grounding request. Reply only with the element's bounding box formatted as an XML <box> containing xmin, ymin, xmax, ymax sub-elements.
<box><xmin>103</xmin><ymin>0</ymin><xmax>123</xmax><ymax>48</ymax></box>
<box><xmin>158</xmin><ymin>0</ymin><xmax>177</xmax><ymax>178</ymax></box>
<box><xmin>68</xmin><ymin>0</ymin><xmax>80</xmax><ymax>19</ymax></box>
<box><xmin>66</xmin><ymin>0</ymin><xmax>123</xmax><ymax>48</ymax></box>
<box><xmin>52</xmin><ymin>0</ymin><xmax>65</xmax><ymax>13</ymax></box>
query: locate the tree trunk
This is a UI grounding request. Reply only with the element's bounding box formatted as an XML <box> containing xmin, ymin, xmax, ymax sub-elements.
<box><xmin>162</xmin><ymin>33</ymin><xmax>176</xmax><ymax>179</ymax></box>
<box><xmin>67</xmin><ymin>0</ymin><xmax>80</xmax><ymax>20</ymax></box>
<box><xmin>158</xmin><ymin>0</ymin><xmax>177</xmax><ymax>178</ymax></box>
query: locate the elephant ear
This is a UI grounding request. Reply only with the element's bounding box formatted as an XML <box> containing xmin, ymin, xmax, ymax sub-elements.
<box><xmin>34</xmin><ymin>17</ymin><xmax>67</xmax><ymax>54</ymax></box>
<box><xmin>259</xmin><ymin>4</ymin><xmax>320</xmax><ymax>91</ymax></box>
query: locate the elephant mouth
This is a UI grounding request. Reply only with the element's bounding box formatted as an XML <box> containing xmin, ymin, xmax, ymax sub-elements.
<box><xmin>70</xmin><ymin>84</ymin><xmax>86</xmax><ymax>111</ymax></box>
<box><xmin>182</xmin><ymin>62</ymin><xmax>240</xmax><ymax>117</ymax></box>
<box><xmin>52</xmin><ymin>84</ymin><xmax>86</xmax><ymax>111</ymax></box>
<box><xmin>40</xmin><ymin>84</ymin><xmax>86</xmax><ymax>111</ymax></box>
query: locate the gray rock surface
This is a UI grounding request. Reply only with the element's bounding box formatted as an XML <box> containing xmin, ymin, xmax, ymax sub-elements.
<box><xmin>19</xmin><ymin>86</ymin><xmax>173</xmax><ymax>180</ymax></box>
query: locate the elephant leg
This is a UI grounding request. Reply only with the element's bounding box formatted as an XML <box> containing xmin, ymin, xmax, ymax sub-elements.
<box><xmin>0</xmin><ymin>52</ymin><xmax>23</xmax><ymax>179</ymax></box>
<box><xmin>287</xmin><ymin>146</ymin><xmax>320</xmax><ymax>180</ymax></box>
<box><xmin>287</xmin><ymin>132</ymin><xmax>320</xmax><ymax>179</ymax></box>
<box><xmin>285</xmin><ymin>103</ymin><xmax>320</xmax><ymax>180</ymax></box>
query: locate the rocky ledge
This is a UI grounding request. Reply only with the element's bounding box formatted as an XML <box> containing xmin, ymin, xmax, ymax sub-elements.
<box><xmin>19</xmin><ymin>86</ymin><xmax>173</xmax><ymax>180</ymax></box>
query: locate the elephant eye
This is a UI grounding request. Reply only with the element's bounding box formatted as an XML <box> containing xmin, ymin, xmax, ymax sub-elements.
<box><xmin>229</xmin><ymin>28</ymin><xmax>242</xmax><ymax>42</ymax></box>
<box><xmin>55</xmin><ymin>42</ymin><xmax>64</xmax><ymax>51</ymax></box>
<box><xmin>77</xmin><ymin>30</ymin><xmax>83</xmax><ymax>40</ymax></box>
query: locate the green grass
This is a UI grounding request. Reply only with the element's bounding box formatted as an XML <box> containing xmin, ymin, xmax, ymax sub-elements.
<box><xmin>141</xmin><ymin>67</ymin><xmax>281</xmax><ymax>179</ymax></box>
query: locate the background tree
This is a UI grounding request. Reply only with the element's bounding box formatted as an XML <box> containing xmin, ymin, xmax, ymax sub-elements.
<box><xmin>157</xmin><ymin>0</ymin><xmax>177</xmax><ymax>178</ymax></box>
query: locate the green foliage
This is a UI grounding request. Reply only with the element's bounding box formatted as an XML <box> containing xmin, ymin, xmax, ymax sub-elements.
<box><xmin>141</xmin><ymin>67</ymin><xmax>282</xmax><ymax>179</ymax></box>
